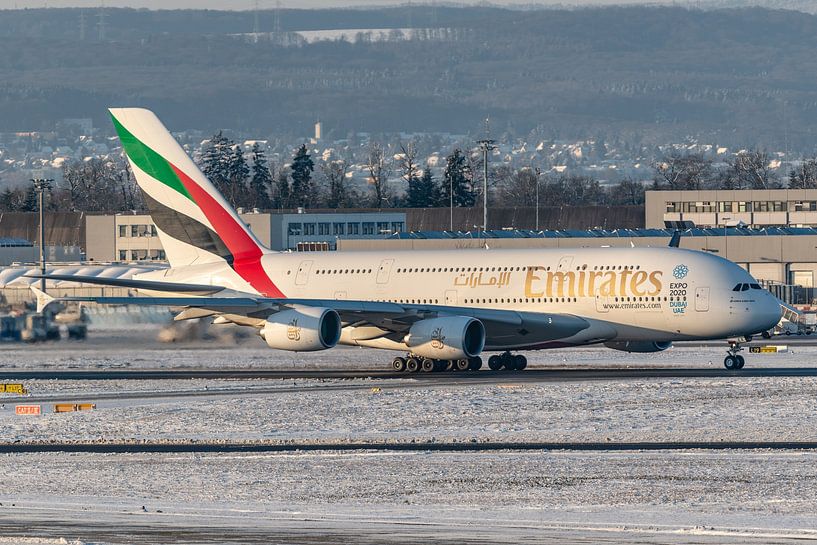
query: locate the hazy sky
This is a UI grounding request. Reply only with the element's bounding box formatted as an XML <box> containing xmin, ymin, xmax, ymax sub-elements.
<box><xmin>1</xmin><ymin>0</ymin><xmax>670</xmax><ymax>9</ymax></box>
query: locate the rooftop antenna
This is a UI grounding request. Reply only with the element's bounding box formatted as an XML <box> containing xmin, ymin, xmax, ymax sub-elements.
<box><xmin>430</xmin><ymin>0</ymin><xmax>437</xmax><ymax>25</ymax></box>
<box><xmin>273</xmin><ymin>0</ymin><xmax>281</xmax><ymax>34</ymax></box>
<box><xmin>407</xmin><ymin>0</ymin><xmax>412</xmax><ymax>29</ymax></box>
<box><xmin>253</xmin><ymin>0</ymin><xmax>260</xmax><ymax>35</ymax></box>
<box><xmin>97</xmin><ymin>2</ymin><xmax>106</xmax><ymax>42</ymax></box>
<box><xmin>79</xmin><ymin>10</ymin><xmax>86</xmax><ymax>41</ymax></box>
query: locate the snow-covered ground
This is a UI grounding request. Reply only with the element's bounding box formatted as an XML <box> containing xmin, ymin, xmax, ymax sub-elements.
<box><xmin>1</xmin><ymin>333</ymin><xmax>816</xmax><ymax>543</ymax></box>
<box><xmin>1</xmin><ymin>450</ymin><xmax>817</xmax><ymax>543</ymax></box>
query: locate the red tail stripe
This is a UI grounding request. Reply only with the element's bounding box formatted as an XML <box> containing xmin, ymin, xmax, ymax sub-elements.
<box><xmin>170</xmin><ymin>164</ymin><xmax>285</xmax><ymax>298</ymax></box>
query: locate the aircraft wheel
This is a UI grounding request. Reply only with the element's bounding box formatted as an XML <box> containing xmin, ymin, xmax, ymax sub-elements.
<box><xmin>468</xmin><ymin>356</ymin><xmax>483</xmax><ymax>371</ymax></box>
<box><xmin>488</xmin><ymin>355</ymin><xmax>502</xmax><ymax>371</ymax></box>
<box><xmin>421</xmin><ymin>358</ymin><xmax>435</xmax><ymax>373</ymax></box>
<box><xmin>724</xmin><ymin>355</ymin><xmax>739</xmax><ymax>370</ymax></box>
<box><xmin>456</xmin><ymin>359</ymin><xmax>471</xmax><ymax>371</ymax></box>
<box><xmin>514</xmin><ymin>354</ymin><xmax>527</xmax><ymax>371</ymax></box>
<box><xmin>736</xmin><ymin>355</ymin><xmax>745</xmax><ymax>369</ymax></box>
<box><xmin>406</xmin><ymin>357</ymin><xmax>420</xmax><ymax>373</ymax></box>
<box><xmin>392</xmin><ymin>357</ymin><xmax>406</xmax><ymax>372</ymax></box>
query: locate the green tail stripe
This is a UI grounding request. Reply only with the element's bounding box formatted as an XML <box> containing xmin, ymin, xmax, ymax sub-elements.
<box><xmin>110</xmin><ymin>113</ymin><xmax>193</xmax><ymax>202</ymax></box>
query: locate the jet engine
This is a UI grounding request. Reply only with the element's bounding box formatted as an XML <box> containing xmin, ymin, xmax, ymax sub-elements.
<box><xmin>404</xmin><ymin>316</ymin><xmax>485</xmax><ymax>360</ymax></box>
<box><xmin>604</xmin><ymin>340</ymin><xmax>672</xmax><ymax>353</ymax></box>
<box><xmin>260</xmin><ymin>307</ymin><xmax>341</xmax><ymax>351</ymax></box>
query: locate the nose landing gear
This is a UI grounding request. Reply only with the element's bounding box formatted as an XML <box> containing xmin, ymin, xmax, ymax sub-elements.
<box><xmin>724</xmin><ymin>340</ymin><xmax>745</xmax><ymax>370</ymax></box>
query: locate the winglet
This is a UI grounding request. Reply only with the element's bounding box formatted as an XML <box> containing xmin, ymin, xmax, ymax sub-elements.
<box><xmin>668</xmin><ymin>230</ymin><xmax>682</xmax><ymax>248</ymax></box>
<box><xmin>30</xmin><ymin>285</ymin><xmax>55</xmax><ymax>313</ymax></box>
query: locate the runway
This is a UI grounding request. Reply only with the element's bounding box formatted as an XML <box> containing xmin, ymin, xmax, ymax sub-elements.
<box><xmin>1</xmin><ymin>366</ymin><xmax>817</xmax><ymax>381</ymax></box>
<box><xmin>3</xmin><ymin>439</ymin><xmax>817</xmax><ymax>454</ymax></box>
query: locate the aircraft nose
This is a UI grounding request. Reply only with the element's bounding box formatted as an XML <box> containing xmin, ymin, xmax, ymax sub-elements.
<box><xmin>753</xmin><ymin>292</ymin><xmax>782</xmax><ymax>334</ymax></box>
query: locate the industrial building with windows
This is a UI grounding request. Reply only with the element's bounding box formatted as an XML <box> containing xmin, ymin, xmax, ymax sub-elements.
<box><xmin>645</xmin><ymin>189</ymin><xmax>817</xmax><ymax>229</ymax></box>
<box><xmin>85</xmin><ymin>210</ymin><xmax>407</xmax><ymax>262</ymax></box>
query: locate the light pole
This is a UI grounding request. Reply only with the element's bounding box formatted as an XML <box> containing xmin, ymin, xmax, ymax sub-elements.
<box><xmin>31</xmin><ymin>178</ymin><xmax>53</xmax><ymax>292</ymax></box>
<box><xmin>449</xmin><ymin>174</ymin><xmax>453</xmax><ymax>231</ymax></box>
<box><xmin>534</xmin><ymin>167</ymin><xmax>542</xmax><ymax>231</ymax></box>
<box><xmin>722</xmin><ymin>216</ymin><xmax>731</xmax><ymax>261</ymax></box>
<box><xmin>477</xmin><ymin>137</ymin><xmax>496</xmax><ymax>232</ymax></box>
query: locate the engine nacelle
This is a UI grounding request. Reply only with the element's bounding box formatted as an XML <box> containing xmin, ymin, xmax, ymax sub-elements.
<box><xmin>260</xmin><ymin>307</ymin><xmax>341</xmax><ymax>352</ymax></box>
<box><xmin>604</xmin><ymin>340</ymin><xmax>672</xmax><ymax>353</ymax></box>
<box><xmin>404</xmin><ymin>316</ymin><xmax>485</xmax><ymax>360</ymax></box>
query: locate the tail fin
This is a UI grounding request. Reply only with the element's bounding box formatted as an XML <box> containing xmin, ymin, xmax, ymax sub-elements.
<box><xmin>110</xmin><ymin>108</ymin><xmax>283</xmax><ymax>297</ymax></box>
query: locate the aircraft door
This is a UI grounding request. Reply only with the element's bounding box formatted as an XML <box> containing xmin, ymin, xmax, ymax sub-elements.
<box><xmin>595</xmin><ymin>290</ymin><xmax>610</xmax><ymax>313</ymax></box>
<box><xmin>445</xmin><ymin>290</ymin><xmax>458</xmax><ymax>305</ymax></box>
<box><xmin>557</xmin><ymin>255</ymin><xmax>574</xmax><ymax>271</ymax></box>
<box><xmin>695</xmin><ymin>287</ymin><xmax>710</xmax><ymax>312</ymax></box>
<box><xmin>376</xmin><ymin>259</ymin><xmax>394</xmax><ymax>284</ymax></box>
<box><xmin>295</xmin><ymin>260</ymin><xmax>313</xmax><ymax>286</ymax></box>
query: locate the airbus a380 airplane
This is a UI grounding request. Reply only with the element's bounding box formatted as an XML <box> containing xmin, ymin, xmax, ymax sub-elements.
<box><xmin>36</xmin><ymin>109</ymin><xmax>782</xmax><ymax>371</ymax></box>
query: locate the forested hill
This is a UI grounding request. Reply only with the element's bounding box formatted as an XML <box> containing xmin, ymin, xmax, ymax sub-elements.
<box><xmin>2</xmin><ymin>5</ymin><xmax>817</xmax><ymax>151</ymax></box>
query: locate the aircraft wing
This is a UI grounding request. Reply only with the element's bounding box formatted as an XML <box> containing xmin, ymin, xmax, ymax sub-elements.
<box><xmin>48</xmin><ymin>294</ymin><xmax>590</xmax><ymax>345</ymax></box>
<box><xmin>24</xmin><ymin>274</ymin><xmax>224</xmax><ymax>295</ymax></box>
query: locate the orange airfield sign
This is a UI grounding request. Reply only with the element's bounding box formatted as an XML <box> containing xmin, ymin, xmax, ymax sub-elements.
<box><xmin>15</xmin><ymin>405</ymin><xmax>41</xmax><ymax>416</ymax></box>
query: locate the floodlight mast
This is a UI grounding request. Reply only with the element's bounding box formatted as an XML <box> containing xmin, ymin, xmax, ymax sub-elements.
<box><xmin>31</xmin><ymin>178</ymin><xmax>53</xmax><ymax>293</ymax></box>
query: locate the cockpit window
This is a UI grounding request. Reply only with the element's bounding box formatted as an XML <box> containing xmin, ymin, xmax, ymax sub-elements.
<box><xmin>733</xmin><ymin>283</ymin><xmax>743</xmax><ymax>291</ymax></box>
<box><xmin>741</xmin><ymin>284</ymin><xmax>750</xmax><ymax>291</ymax></box>
<box><xmin>750</xmin><ymin>283</ymin><xmax>761</xmax><ymax>290</ymax></box>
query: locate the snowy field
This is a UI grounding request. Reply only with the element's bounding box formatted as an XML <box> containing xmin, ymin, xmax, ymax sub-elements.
<box><xmin>0</xmin><ymin>330</ymin><xmax>816</xmax><ymax>543</ymax></box>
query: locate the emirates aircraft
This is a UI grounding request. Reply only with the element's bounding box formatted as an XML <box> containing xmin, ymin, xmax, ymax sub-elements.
<box><xmin>36</xmin><ymin>109</ymin><xmax>782</xmax><ymax>371</ymax></box>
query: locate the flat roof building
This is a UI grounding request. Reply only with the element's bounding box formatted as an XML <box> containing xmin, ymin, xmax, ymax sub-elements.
<box><xmin>85</xmin><ymin>210</ymin><xmax>407</xmax><ymax>262</ymax></box>
<box><xmin>646</xmin><ymin>189</ymin><xmax>817</xmax><ymax>229</ymax></box>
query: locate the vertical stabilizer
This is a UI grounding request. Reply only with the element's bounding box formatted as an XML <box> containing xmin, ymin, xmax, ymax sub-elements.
<box><xmin>109</xmin><ymin>108</ymin><xmax>283</xmax><ymax>297</ymax></box>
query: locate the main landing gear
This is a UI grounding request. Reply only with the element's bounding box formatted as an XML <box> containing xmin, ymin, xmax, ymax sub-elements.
<box><xmin>724</xmin><ymin>339</ymin><xmax>745</xmax><ymax>370</ymax></box>
<box><xmin>487</xmin><ymin>351</ymin><xmax>527</xmax><ymax>371</ymax></box>
<box><xmin>392</xmin><ymin>355</ymin><xmax>483</xmax><ymax>373</ymax></box>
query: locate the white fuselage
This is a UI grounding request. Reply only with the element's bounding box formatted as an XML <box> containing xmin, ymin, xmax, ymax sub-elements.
<box><xmin>142</xmin><ymin>246</ymin><xmax>782</xmax><ymax>351</ymax></box>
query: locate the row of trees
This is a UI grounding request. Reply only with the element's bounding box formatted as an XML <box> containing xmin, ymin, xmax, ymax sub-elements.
<box><xmin>0</xmin><ymin>140</ymin><xmax>645</xmax><ymax>213</ymax></box>
<box><xmin>651</xmin><ymin>149</ymin><xmax>817</xmax><ymax>190</ymax></box>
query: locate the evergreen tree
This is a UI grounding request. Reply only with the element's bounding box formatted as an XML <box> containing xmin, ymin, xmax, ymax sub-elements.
<box><xmin>275</xmin><ymin>170</ymin><xmax>291</xmax><ymax>209</ymax></box>
<box><xmin>407</xmin><ymin>168</ymin><xmax>439</xmax><ymax>208</ymax></box>
<box><xmin>226</xmin><ymin>145</ymin><xmax>249</xmax><ymax>208</ymax></box>
<box><xmin>441</xmin><ymin>148</ymin><xmax>474</xmax><ymax>207</ymax></box>
<box><xmin>21</xmin><ymin>186</ymin><xmax>38</xmax><ymax>212</ymax></box>
<box><xmin>201</xmin><ymin>131</ymin><xmax>232</xmax><ymax>197</ymax></box>
<box><xmin>0</xmin><ymin>188</ymin><xmax>16</xmax><ymax>211</ymax></box>
<box><xmin>290</xmin><ymin>144</ymin><xmax>314</xmax><ymax>208</ymax></box>
<box><xmin>249</xmin><ymin>143</ymin><xmax>274</xmax><ymax>210</ymax></box>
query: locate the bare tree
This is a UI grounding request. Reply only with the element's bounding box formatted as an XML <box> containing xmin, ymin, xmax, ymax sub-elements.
<box><xmin>789</xmin><ymin>158</ymin><xmax>817</xmax><ymax>189</ymax></box>
<box><xmin>609</xmin><ymin>178</ymin><xmax>645</xmax><ymax>205</ymax></box>
<box><xmin>319</xmin><ymin>159</ymin><xmax>349</xmax><ymax>208</ymax></box>
<box><xmin>498</xmin><ymin>167</ymin><xmax>538</xmax><ymax>207</ymax></box>
<box><xmin>652</xmin><ymin>152</ymin><xmax>713</xmax><ymax>190</ymax></box>
<box><xmin>398</xmin><ymin>141</ymin><xmax>420</xmax><ymax>186</ymax></box>
<box><xmin>728</xmin><ymin>149</ymin><xmax>780</xmax><ymax>189</ymax></box>
<box><xmin>366</xmin><ymin>141</ymin><xmax>391</xmax><ymax>207</ymax></box>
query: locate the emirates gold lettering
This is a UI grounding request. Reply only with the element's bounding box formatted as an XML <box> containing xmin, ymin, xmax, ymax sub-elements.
<box><xmin>523</xmin><ymin>268</ymin><xmax>663</xmax><ymax>298</ymax></box>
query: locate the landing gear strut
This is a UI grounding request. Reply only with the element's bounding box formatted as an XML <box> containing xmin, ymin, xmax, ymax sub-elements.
<box><xmin>487</xmin><ymin>352</ymin><xmax>527</xmax><ymax>371</ymax></box>
<box><xmin>724</xmin><ymin>340</ymin><xmax>746</xmax><ymax>370</ymax></box>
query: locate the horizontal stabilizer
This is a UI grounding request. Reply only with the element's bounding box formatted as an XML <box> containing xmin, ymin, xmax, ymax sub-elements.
<box><xmin>24</xmin><ymin>274</ymin><xmax>224</xmax><ymax>295</ymax></box>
